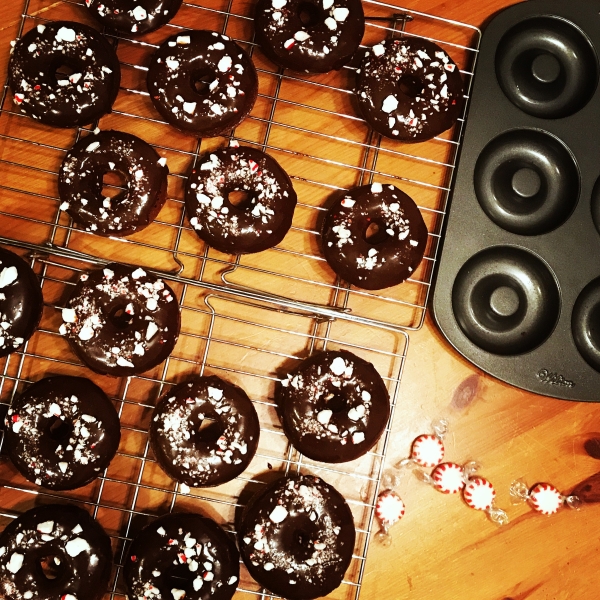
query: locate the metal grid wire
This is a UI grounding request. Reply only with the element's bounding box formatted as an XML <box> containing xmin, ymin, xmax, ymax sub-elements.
<box><xmin>0</xmin><ymin>240</ymin><xmax>408</xmax><ymax>600</ymax></box>
<box><xmin>0</xmin><ymin>0</ymin><xmax>481</xmax><ymax>333</ymax></box>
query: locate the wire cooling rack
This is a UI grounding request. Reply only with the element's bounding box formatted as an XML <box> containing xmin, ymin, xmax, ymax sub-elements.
<box><xmin>0</xmin><ymin>1</ymin><xmax>480</xmax><ymax>598</ymax></box>
<box><xmin>0</xmin><ymin>241</ymin><xmax>408</xmax><ymax>600</ymax></box>
<box><xmin>0</xmin><ymin>0</ymin><xmax>481</xmax><ymax>332</ymax></box>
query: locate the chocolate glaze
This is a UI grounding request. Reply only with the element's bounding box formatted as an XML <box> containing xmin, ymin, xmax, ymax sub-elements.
<box><xmin>59</xmin><ymin>130</ymin><xmax>169</xmax><ymax>237</ymax></box>
<box><xmin>86</xmin><ymin>0</ymin><xmax>183</xmax><ymax>36</ymax></box>
<box><xmin>356</xmin><ymin>37</ymin><xmax>463</xmax><ymax>142</ymax></box>
<box><xmin>0</xmin><ymin>503</ymin><xmax>113</xmax><ymax>600</ymax></box>
<box><xmin>150</xmin><ymin>376</ymin><xmax>260</xmax><ymax>487</ymax></box>
<box><xmin>321</xmin><ymin>183</ymin><xmax>428</xmax><ymax>290</ymax></box>
<box><xmin>124</xmin><ymin>512</ymin><xmax>239</xmax><ymax>600</ymax></box>
<box><xmin>238</xmin><ymin>474</ymin><xmax>355</xmax><ymax>600</ymax></box>
<box><xmin>147</xmin><ymin>30</ymin><xmax>258</xmax><ymax>137</ymax></box>
<box><xmin>277</xmin><ymin>350</ymin><xmax>389</xmax><ymax>463</ymax></box>
<box><xmin>4</xmin><ymin>376</ymin><xmax>121</xmax><ymax>491</ymax></box>
<box><xmin>254</xmin><ymin>0</ymin><xmax>364</xmax><ymax>73</ymax></box>
<box><xmin>8</xmin><ymin>21</ymin><xmax>121</xmax><ymax>128</ymax></box>
<box><xmin>185</xmin><ymin>144</ymin><xmax>297</xmax><ymax>254</ymax></box>
<box><xmin>0</xmin><ymin>247</ymin><xmax>43</xmax><ymax>359</ymax></box>
<box><xmin>60</xmin><ymin>264</ymin><xmax>180</xmax><ymax>377</ymax></box>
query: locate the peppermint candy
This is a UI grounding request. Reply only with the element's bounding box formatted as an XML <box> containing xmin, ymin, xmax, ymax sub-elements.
<box><xmin>528</xmin><ymin>483</ymin><xmax>563</xmax><ymax>515</ymax></box>
<box><xmin>410</xmin><ymin>434</ymin><xmax>444</xmax><ymax>468</ymax></box>
<box><xmin>431</xmin><ymin>462</ymin><xmax>465</xmax><ymax>494</ymax></box>
<box><xmin>463</xmin><ymin>477</ymin><xmax>495</xmax><ymax>511</ymax></box>
<box><xmin>376</xmin><ymin>490</ymin><xmax>405</xmax><ymax>526</ymax></box>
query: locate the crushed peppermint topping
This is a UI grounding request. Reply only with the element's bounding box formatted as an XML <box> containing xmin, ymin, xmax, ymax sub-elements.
<box><xmin>0</xmin><ymin>267</ymin><xmax>18</xmax><ymax>289</ymax></box>
<box><xmin>132</xmin><ymin>6</ymin><xmax>147</xmax><ymax>20</ymax></box>
<box><xmin>330</xmin><ymin>356</ymin><xmax>346</xmax><ymax>376</ymax></box>
<box><xmin>65</xmin><ymin>537</ymin><xmax>91</xmax><ymax>557</ymax></box>
<box><xmin>269</xmin><ymin>505</ymin><xmax>288</xmax><ymax>523</ymax></box>
<box><xmin>55</xmin><ymin>27</ymin><xmax>76</xmax><ymax>43</ymax></box>
<box><xmin>7</xmin><ymin>553</ymin><xmax>24</xmax><ymax>574</ymax></box>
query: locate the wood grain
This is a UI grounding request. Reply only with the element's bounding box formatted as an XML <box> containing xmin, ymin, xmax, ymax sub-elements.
<box><xmin>1</xmin><ymin>2</ymin><xmax>599</xmax><ymax>600</ymax></box>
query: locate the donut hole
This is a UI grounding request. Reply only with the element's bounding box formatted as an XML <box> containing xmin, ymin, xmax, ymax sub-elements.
<box><xmin>398</xmin><ymin>74</ymin><xmax>424</xmax><ymax>98</ymax></box>
<box><xmin>324</xmin><ymin>391</ymin><xmax>348</xmax><ymax>413</ymax></box>
<box><xmin>47</xmin><ymin>55</ymin><xmax>86</xmax><ymax>86</ymax></box>
<box><xmin>37</xmin><ymin>554</ymin><xmax>66</xmax><ymax>581</ymax></box>
<box><xmin>191</xmin><ymin>71</ymin><xmax>215</xmax><ymax>96</ymax></box>
<box><xmin>297</xmin><ymin>2</ymin><xmax>323</xmax><ymax>27</ymax></box>
<box><xmin>54</xmin><ymin>64</ymin><xmax>76</xmax><ymax>81</ymax></box>
<box><xmin>228</xmin><ymin>189</ymin><xmax>254</xmax><ymax>211</ymax></box>
<box><xmin>290</xmin><ymin>528</ymin><xmax>316</xmax><ymax>562</ymax></box>
<box><xmin>194</xmin><ymin>413</ymin><xmax>225</xmax><ymax>445</ymax></box>
<box><xmin>108</xmin><ymin>304</ymin><xmax>135</xmax><ymax>329</ymax></box>
<box><xmin>101</xmin><ymin>170</ymin><xmax>128</xmax><ymax>203</ymax></box>
<box><xmin>166</xmin><ymin>564</ymin><xmax>195</xmax><ymax>595</ymax></box>
<box><xmin>48</xmin><ymin>417</ymin><xmax>73</xmax><ymax>443</ymax></box>
<box><xmin>363</xmin><ymin>220</ymin><xmax>389</xmax><ymax>245</ymax></box>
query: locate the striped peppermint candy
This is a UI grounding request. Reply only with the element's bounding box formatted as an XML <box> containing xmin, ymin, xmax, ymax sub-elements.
<box><xmin>463</xmin><ymin>477</ymin><xmax>495</xmax><ymax>511</ymax></box>
<box><xmin>529</xmin><ymin>483</ymin><xmax>563</xmax><ymax>515</ymax></box>
<box><xmin>410</xmin><ymin>434</ymin><xmax>444</xmax><ymax>467</ymax></box>
<box><xmin>432</xmin><ymin>462</ymin><xmax>465</xmax><ymax>494</ymax></box>
<box><xmin>376</xmin><ymin>490</ymin><xmax>405</xmax><ymax>525</ymax></box>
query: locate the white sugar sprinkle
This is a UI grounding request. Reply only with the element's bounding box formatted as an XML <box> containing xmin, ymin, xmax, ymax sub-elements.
<box><xmin>36</xmin><ymin>521</ymin><xmax>54</xmax><ymax>534</ymax></box>
<box><xmin>55</xmin><ymin>27</ymin><xmax>76</xmax><ymax>43</ymax></box>
<box><xmin>269</xmin><ymin>505</ymin><xmax>288</xmax><ymax>523</ymax></box>
<box><xmin>382</xmin><ymin>95</ymin><xmax>398</xmax><ymax>113</ymax></box>
<box><xmin>330</xmin><ymin>356</ymin><xmax>346</xmax><ymax>376</ymax></box>
<box><xmin>373</xmin><ymin>44</ymin><xmax>385</xmax><ymax>57</ymax></box>
<box><xmin>0</xmin><ymin>267</ymin><xmax>18</xmax><ymax>289</ymax></box>
<box><xmin>65</xmin><ymin>538</ymin><xmax>91</xmax><ymax>557</ymax></box>
<box><xmin>217</xmin><ymin>56</ymin><xmax>232</xmax><ymax>72</ymax></box>
<box><xmin>317</xmin><ymin>409</ymin><xmax>332</xmax><ymax>426</ymax></box>
<box><xmin>132</xmin><ymin>6</ymin><xmax>147</xmax><ymax>20</ymax></box>
<box><xmin>7</xmin><ymin>554</ymin><xmax>24</xmax><ymax>574</ymax></box>
<box><xmin>333</xmin><ymin>7</ymin><xmax>349</xmax><ymax>21</ymax></box>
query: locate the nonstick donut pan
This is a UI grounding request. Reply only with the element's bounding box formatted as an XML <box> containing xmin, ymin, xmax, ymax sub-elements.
<box><xmin>433</xmin><ymin>0</ymin><xmax>600</xmax><ymax>401</ymax></box>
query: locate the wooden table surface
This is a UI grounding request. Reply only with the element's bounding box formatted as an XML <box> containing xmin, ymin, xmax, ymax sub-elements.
<box><xmin>1</xmin><ymin>1</ymin><xmax>600</xmax><ymax>600</ymax></box>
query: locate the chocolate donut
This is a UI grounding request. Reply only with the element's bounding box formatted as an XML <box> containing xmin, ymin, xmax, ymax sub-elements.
<box><xmin>4</xmin><ymin>376</ymin><xmax>121</xmax><ymax>491</ymax></box>
<box><xmin>150</xmin><ymin>376</ymin><xmax>260</xmax><ymax>487</ymax></box>
<box><xmin>185</xmin><ymin>144</ymin><xmax>297</xmax><ymax>254</ymax></box>
<box><xmin>8</xmin><ymin>21</ymin><xmax>121</xmax><ymax>128</ymax></box>
<box><xmin>86</xmin><ymin>0</ymin><xmax>183</xmax><ymax>36</ymax></box>
<box><xmin>254</xmin><ymin>0</ymin><xmax>365</xmax><ymax>73</ymax></box>
<box><xmin>0</xmin><ymin>247</ymin><xmax>43</xmax><ymax>359</ymax></box>
<box><xmin>0</xmin><ymin>503</ymin><xmax>112</xmax><ymax>600</ymax></box>
<box><xmin>147</xmin><ymin>30</ymin><xmax>258</xmax><ymax>137</ymax></box>
<box><xmin>124</xmin><ymin>513</ymin><xmax>239</xmax><ymax>600</ymax></box>
<box><xmin>356</xmin><ymin>37</ymin><xmax>463</xmax><ymax>142</ymax></box>
<box><xmin>58</xmin><ymin>130</ymin><xmax>169</xmax><ymax>237</ymax></box>
<box><xmin>238</xmin><ymin>474</ymin><xmax>355</xmax><ymax>600</ymax></box>
<box><xmin>321</xmin><ymin>183</ymin><xmax>428</xmax><ymax>290</ymax></box>
<box><xmin>277</xmin><ymin>349</ymin><xmax>389</xmax><ymax>463</ymax></box>
<box><xmin>59</xmin><ymin>264</ymin><xmax>180</xmax><ymax>377</ymax></box>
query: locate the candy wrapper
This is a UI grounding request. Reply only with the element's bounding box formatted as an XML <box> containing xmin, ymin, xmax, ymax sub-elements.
<box><xmin>510</xmin><ymin>479</ymin><xmax>581</xmax><ymax>514</ymax></box>
<box><xmin>406</xmin><ymin>419</ymin><xmax>448</xmax><ymax>468</ymax></box>
<box><xmin>418</xmin><ymin>460</ymin><xmax>509</xmax><ymax>525</ymax></box>
<box><xmin>374</xmin><ymin>489</ymin><xmax>406</xmax><ymax>546</ymax></box>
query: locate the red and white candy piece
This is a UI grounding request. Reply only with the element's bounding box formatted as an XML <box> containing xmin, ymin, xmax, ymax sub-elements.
<box><xmin>528</xmin><ymin>482</ymin><xmax>563</xmax><ymax>515</ymax></box>
<box><xmin>376</xmin><ymin>490</ymin><xmax>405</xmax><ymax>526</ymax></box>
<box><xmin>431</xmin><ymin>462</ymin><xmax>465</xmax><ymax>494</ymax></box>
<box><xmin>463</xmin><ymin>477</ymin><xmax>495</xmax><ymax>511</ymax></box>
<box><xmin>410</xmin><ymin>434</ymin><xmax>444</xmax><ymax>468</ymax></box>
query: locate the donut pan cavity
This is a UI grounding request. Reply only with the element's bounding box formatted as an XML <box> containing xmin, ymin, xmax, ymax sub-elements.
<box><xmin>433</xmin><ymin>0</ymin><xmax>600</xmax><ymax>401</ymax></box>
